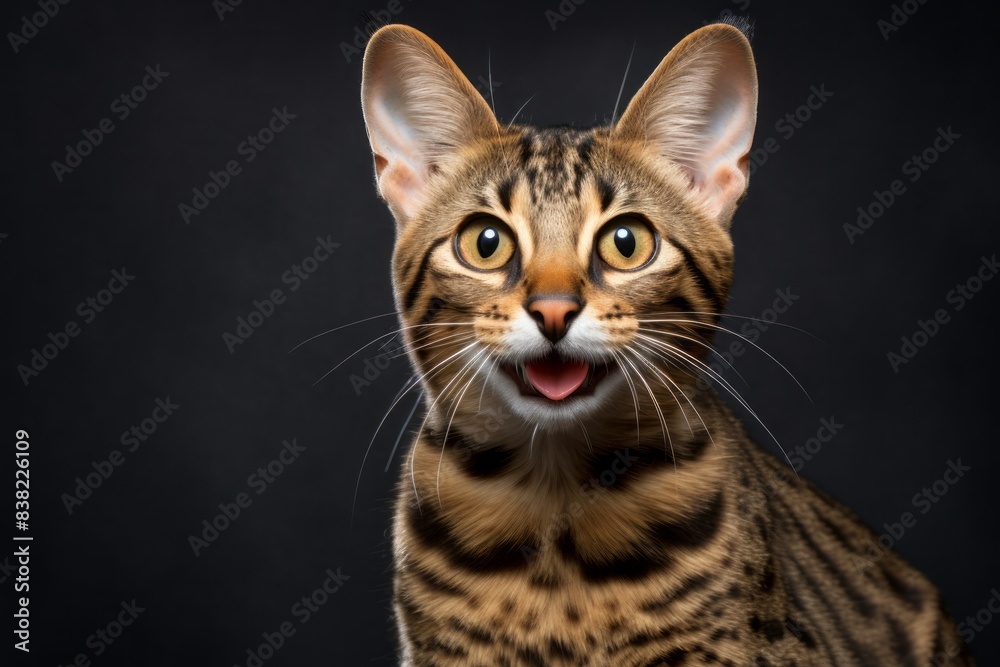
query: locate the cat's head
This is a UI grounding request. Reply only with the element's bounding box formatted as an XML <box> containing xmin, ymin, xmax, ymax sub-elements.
<box><xmin>361</xmin><ymin>23</ymin><xmax>757</xmax><ymax>433</ymax></box>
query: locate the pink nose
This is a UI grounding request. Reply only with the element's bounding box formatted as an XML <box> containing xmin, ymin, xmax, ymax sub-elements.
<box><xmin>527</xmin><ymin>297</ymin><xmax>581</xmax><ymax>341</ymax></box>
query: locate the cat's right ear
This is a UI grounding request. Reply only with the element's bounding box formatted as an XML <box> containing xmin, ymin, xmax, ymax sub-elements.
<box><xmin>361</xmin><ymin>25</ymin><xmax>499</xmax><ymax>224</ymax></box>
<box><xmin>614</xmin><ymin>23</ymin><xmax>758</xmax><ymax>226</ymax></box>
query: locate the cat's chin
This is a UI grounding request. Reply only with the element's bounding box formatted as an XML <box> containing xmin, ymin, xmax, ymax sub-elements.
<box><xmin>491</xmin><ymin>361</ymin><xmax>622</xmax><ymax>431</ymax></box>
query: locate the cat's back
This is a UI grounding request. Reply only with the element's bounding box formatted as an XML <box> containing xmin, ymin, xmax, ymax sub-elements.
<box><xmin>739</xmin><ymin>434</ymin><xmax>974</xmax><ymax>666</ymax></box>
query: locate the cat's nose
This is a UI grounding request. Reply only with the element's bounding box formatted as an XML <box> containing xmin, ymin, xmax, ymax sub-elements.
<box><xmin>527</xmin><ymin>296</ymin><xmax>582</xmax><ymax>342</ymax></box>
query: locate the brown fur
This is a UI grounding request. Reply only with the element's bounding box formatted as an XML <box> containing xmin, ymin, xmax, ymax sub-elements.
<box><xmin>360</xmin><ymin>23</ymin><xmax>973</xmax><ymax>667</ymax></box>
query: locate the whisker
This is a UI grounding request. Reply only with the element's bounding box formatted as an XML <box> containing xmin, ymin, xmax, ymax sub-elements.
<box><xmin>620</xmin><ymin>349</ymin><xmax>675</xmax><ymax>467</ymax></box>
<box><xmin>410</xmin><ymin>341</ymin><xmax>490</xmax><ymax>514</ymax></box>
<box><xmin>579</xmin><ymin>422</ymin><xmax>594</xmax><ymax>454</ymax></box>
<box><xmin>385</xmin><ymin>371</ymin><xmax>420</xmax><ymax>406</ymax></box>
<box><xmin>407</xmin><ymin>343</ymin><xmax>487</xmax><ymax>507</ymax></box>
<box><xmin>310</xmin><ymin>322</ymin><xmax>477</xmax><ymax>387</ymax></box>
<box><xmin>637</xmin><ymin>319</ymin><xmax>811</xmax><ymax>402</ymax></box>
<box><xmin>291</xmin><ymin>306</ymin><xmax>486</xmax><ymax>354</ymax></box>
<box><xmin>477</xmin><ymin>356</ymin><xmax>501</xmax><ymax>412</ymax></box>
<box><xmin>384</xmin><ymin>390</ymin><xmax>424</xmax><ymax>473</ymax></box>
<box><xmin>611</xmin><ymin>351</ymin><xmax>642</xmax><ymax>443</ymax></box>
<box><xmin>636</xmin><ymin>333</ymin><xmax>750</xmax><ymax>407</ymax></box>
<box><xmin>488</xmin><ymin>48</ymin><xmax>497</xmax><ymax>116</ymax></box>
<box><xmin>626</xmin><ymin>343</ymin><xmax>704</xmax><ymax>441</ymax></box>
<box><xmin>636</xmin><ymin>327</ymin><xmax>749</xmax><ymax>386</ymax></box>
<box><xmin>352</xmin><ymin>341</ymin><xmax>481</xmax><ymax>523</ymax></box>
<box><xmin>289</xmin><ymin>310</ymin><xmax>401</xmax><ymax>352</ymax></box>
<box><xmin>506</xmin><ymin>93</ymin><xmax>536</xmax><ymax>130</ymax></box>
<box><xmin>436</xmin><ymin>349</ymin><xmax>492</xmax><ymax>504</ymax></box>
<box><xmin>611</xmin><ymin>40</ymin><xmax>636</xmax><ymax>125</ymax></box>
<box><xmin>387</xmin><ymin>331</ymin><xmax>478</xmax><ymax>360</ymax></box>
<box><xmin>633</xmin><ymin>335</ymin><xmax>798</xmax><ymax>477</ymax></box>
<box><xmin>638</xmin><ymin>310</ymin><xmax>821</xmax><ymax>340</ymax></box>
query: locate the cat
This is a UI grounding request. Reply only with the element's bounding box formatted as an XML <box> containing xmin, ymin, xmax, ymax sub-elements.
<box><xmin>359</xmin><ymin>20</ymin><xmax>974</xmax><ymax>667</ymax></box>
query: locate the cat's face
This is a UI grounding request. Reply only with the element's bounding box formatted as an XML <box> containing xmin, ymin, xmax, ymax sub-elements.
<box><xmin>362</xmin><ymin>24</ymin><xmax>757</xmax><ymax>433</ymax></box>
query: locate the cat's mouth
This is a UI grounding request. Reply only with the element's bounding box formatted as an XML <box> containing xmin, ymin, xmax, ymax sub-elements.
<box><xmin>503</xmin><ymin>353</ymin><xmax>610</xmax><ymax>401</ymax></box>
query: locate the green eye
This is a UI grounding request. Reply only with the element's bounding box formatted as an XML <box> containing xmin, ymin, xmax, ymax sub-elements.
<box><xmin>456</xmin><ymin>217</ymin><xmax>516</xmax><ymax>270</ymax></box>
<box><xmin>597</xmin><ymin>217</ymin><xmax>656</xmax><ymax>270</ymax></box>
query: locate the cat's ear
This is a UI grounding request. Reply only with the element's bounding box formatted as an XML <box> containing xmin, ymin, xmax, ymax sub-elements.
<box><xmin>614</xmin><ymin>23</ymin><xmax>758</xmax><ymax>225</ymax></box>
<box><xmin>361</xmin><ymin>25</ymin><xmax>499</xmax><ymax>223</ymax></box>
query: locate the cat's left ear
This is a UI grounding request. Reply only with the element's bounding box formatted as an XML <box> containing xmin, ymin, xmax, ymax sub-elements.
<box><xmin>361</xmin><ymin>25</ymin><xmax>500</xmax><ymax>224</ymax></box>
<box><xmin>614</xmin><ymin>23</ymin><xmax>758</xmax><ymax>226</ymax></box>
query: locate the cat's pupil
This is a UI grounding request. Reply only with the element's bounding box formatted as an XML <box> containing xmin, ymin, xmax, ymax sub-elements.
<box><xmin>614</xmin><ymin>227</ymin><xmax>635</xmax><ymax>257</ymax></box>
<box><xmin>478</xmin><ymin>227</ymin><xmax>500</xmax><ymax>258</ymax></box>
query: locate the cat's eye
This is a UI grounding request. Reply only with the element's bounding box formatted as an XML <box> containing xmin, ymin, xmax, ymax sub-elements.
<box><xmin>455</xmin><ymin>216</ymin><xmax>516</xmax><ymax>270</ymax></box>
<box><xmin>596</xmin><ymin>217</ymin><xmax>657</xmax><ymax>271</ymax></box>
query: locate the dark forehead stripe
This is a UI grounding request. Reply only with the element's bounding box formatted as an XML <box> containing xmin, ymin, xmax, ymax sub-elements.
<box><xmin>516</xmin><ymin>127</ymin><xmax>598</xmax><ymax>202</ymax></box>
<box><xmin>572</xmin><ymin>162</ymin><xmax>586</xmax><ymax>198</ymax></box>
<box><xmin>596</xmin><ymin>177</ymin><xmax>616</xmax><ymax>212</ymax></box>
<box><xmin>577</xmin><ymin>135</ymin><xmax>594</xmax><ymax>164</ymax></box>
<box><xmin>497</xmin><ymin>178</ymin><xmax>514</xmax><ymax>212</ymax></box>
<box><xmin>517</xmin><ymin>133</ymin><xmax>533</xmax><ymax>165</ymax></box>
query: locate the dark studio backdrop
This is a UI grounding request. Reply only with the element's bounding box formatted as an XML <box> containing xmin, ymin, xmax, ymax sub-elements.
<box><xmin>3</xmin><ymin>0</ymin><xmax>998</xmax><ymax>664</ymax></box>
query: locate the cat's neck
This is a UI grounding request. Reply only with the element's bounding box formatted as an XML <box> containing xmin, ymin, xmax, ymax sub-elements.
<box><xmin>403</xmin><ymin>389</ymin><xmax>736</xmax><ymax>578</ymax></box>
<box><xmin>413</xmin><ymin>385</ymin><xmax>734</xmax><ymax>514</ymax></box>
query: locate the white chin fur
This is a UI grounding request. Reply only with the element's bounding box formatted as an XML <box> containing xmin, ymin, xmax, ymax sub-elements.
<box><xmin>487</xmin><ymin>366</ymin><xmax>624</xmax><ymax>432</ymax></box>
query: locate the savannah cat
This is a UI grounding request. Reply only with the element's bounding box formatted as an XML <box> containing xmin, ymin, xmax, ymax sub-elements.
<box><xmin>359</xmin><ymin>21</ymin><xmax>974</xmax><ymax>667</ymax></box>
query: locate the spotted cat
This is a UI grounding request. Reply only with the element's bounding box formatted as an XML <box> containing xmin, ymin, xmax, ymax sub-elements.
<box><xmin>359</xmin><ymin>21</ymin><xmax>974</xmax><ymax>667</ymax></box>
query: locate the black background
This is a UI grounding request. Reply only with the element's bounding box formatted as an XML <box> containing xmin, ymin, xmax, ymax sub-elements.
<box><xmin>3</xmin><ymin>0</ymin><xmax>999</xmax><ymax>665</ymax></box>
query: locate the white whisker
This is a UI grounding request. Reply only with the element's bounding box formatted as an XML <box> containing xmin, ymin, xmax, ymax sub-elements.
<box><xmin>611</xmin><ymin>40</ymin><xmax>636</xmax><ymax>125</ymax></box>
<box><xmin>507</xmin><ymin>93</ymin><xmax>536</xmax><ymax>130</ymax></box>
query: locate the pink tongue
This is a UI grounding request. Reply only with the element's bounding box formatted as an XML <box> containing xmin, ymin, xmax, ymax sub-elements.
<box><xmin>524</xmin><ymin>358</ymin><xmax>590</xmax><ymax>401</ymax></box>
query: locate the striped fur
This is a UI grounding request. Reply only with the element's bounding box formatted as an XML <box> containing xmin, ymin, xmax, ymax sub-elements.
<box><xmin>360</xmin><ymin>23</ymin><xmax>973</xmax><ymax>667</ymax></box>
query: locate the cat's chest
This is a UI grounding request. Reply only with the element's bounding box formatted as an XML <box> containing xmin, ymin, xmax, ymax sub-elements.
<box><xmin>393</xmin><ymin>541</ymin><xmax>772</xmax><ymax>667</ymax></box>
